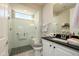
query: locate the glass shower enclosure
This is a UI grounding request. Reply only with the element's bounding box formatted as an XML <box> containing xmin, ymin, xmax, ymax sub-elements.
<box><xmin>8</xmin><ymin>7</ymin><xmax>42</xmax><ymax>56</ymax></box>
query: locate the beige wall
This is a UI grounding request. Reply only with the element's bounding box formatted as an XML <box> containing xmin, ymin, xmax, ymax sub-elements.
<box><xmin>42</xmin><ymin>3</ymin><xmax>53</xmax><ymax>25</ymax></box>
<box><xmin>42</xmin><ymin>3</ymin><xmax>53</xmax><ymax>36</ymax></box>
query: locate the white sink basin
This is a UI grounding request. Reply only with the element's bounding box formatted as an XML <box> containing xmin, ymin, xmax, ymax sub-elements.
<box><xmin>51</xmin><ymin>38</ymin><xmax>67</xmax><ymax>43</ymax></box>
<box><xmin>67</xmin><ymin>38</ymin><xmax>79</xmax><ymax>46</ymax></box>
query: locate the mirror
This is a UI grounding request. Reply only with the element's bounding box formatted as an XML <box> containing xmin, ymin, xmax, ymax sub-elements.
<box><xmin>53</xmin><ymin>3</ymin><xmax>75</xmax><ymax>35</ymax></box>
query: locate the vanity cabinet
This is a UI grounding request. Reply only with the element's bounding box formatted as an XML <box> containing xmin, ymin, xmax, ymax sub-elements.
<box><xmin>42</xmin><ymin>38</ymin><xmax>79</xmax><ymax>56</ymax></box>
<box><xmin>53</xmin><ymin>41</ymin><xmax>79</xmax><ymax>56</ymax></box>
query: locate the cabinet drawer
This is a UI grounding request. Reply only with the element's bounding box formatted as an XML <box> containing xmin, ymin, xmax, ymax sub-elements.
<box><xmin>53</xmin><ymin>42</ymin><xmax>79</xmax><ymax>56</ymax></box>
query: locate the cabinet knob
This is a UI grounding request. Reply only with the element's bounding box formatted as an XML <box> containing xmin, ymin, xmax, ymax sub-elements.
<box><xmin>50</xmin><ymin>45</ymin><xmax>52</xmax><ymax>47</ymax></box>
<box><xmin>53</xmin><ymin>46</ymin><xmax>55</xmax><ymax>48</ymax></box>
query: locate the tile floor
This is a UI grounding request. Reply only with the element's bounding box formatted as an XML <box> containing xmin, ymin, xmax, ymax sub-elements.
<box><xmin>14</xmin><ymin>50</ymin><xmax>34</xmax><ymax>56</ymax></box>
<box><xmin>10</xmin><ymin>45</ymin><xmax>43</xmax><ymax>56</ymax></box>
<box><xmin>10</xmin><ymin>45</ymin><xmax>33</xmax><ymax>56</ymax></box>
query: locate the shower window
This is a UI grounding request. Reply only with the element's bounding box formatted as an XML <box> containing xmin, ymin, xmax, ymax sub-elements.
<box><xmin>15</xmin><ymin>12</ymin><xmax>33</xmax><ymax>20</ymax></box>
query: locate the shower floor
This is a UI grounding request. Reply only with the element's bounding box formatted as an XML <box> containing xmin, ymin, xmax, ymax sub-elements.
<box><xmin>14</xmin><ymin>50</ymin><xmax>34</xmax><ymax>56</ymax></box>
<box><xmin>9</xmin><ymin>45</ymin><xmax>33</xmax><ymax>56</ymax></box>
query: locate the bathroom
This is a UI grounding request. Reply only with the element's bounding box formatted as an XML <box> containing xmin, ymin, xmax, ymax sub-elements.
<box><xmin>0</xmin><ymin>3</ymin><xmax>79</xmax><ymax>56</ymax></box>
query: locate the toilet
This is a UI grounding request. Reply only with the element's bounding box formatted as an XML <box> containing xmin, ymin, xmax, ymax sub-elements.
<box><xmin>32</xmin><ymin>38</ymin><xmax>43</xmax><ymax>56</ymax></box>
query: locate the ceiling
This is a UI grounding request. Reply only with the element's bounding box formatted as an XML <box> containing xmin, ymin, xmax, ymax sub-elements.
<box><xmin>9</xmin><ymin>3</ymin><xmax>46</xmax><ymax>14</ymax></box>
<box><xmin>10</xmin><ymin>3</ymin><xmax>76</xmax><ymax>15</ymax></box>
<box><xmin>53</xmin><ymin>3</ymin><xmax>76</xmax><ymax>16</ymax></box>
<box><xmin>21</xmin><ymin>3</ymin><xmax>46</xmax><ymax>9</ymax></box>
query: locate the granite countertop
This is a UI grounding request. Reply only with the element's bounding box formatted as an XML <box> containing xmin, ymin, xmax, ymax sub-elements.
<box><xmin>42</xmin><ymin>36</ymin><xmax>79</xmax><ymax>51</ymax></box>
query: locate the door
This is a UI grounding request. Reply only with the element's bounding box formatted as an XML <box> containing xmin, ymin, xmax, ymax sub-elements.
<box><xmin>42</xmin><ymin>39</ymin><xmax>54</xmax><ymax>56</ymax></box>
<box><xmin>42</xmin><ymin>39</ymin><xmax>50</xmax><ymax>56</ymax></box>
<box><xmin>53</xmin><ymin>42</ymin><xmax>73</xmax><ymax>56</ymax></box>
<box><xmin>0</xmin><ymin>4</ymin><xmax>8</xmax><ymax>56</ymax></box>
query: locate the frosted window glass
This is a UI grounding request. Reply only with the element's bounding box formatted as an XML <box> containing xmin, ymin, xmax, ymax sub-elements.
<box><xmin>15</xmin><ymin>12</ymin><xmax>33</xmax><ymax>20</ymax></box>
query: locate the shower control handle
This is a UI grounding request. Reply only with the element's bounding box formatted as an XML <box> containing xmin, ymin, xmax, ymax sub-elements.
<box><xmin>24</xmin><ymin>33</ymin><xmax>26</xmax><ymax>36</ymax></box>
<box><xmin>16</xmin><ymin>32</ymin><xmax>19</xmax><ymax>35</ymax></box>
